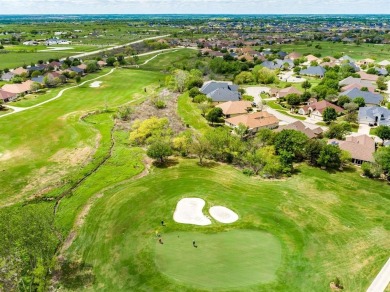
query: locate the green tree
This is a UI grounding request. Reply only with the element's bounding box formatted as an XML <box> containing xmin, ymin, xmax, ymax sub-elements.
<box><xmin>374</xmin><ymin>147</ymin><xmax>390</xmax><ymax>178</ymax></box>
<box><xmin>353</xmin><ymin>97</ymin><xmax>366</xmax><ymax>107</ymax></box>
<box><xmin>376</xmin><ymin>76</ymin><xmax>388</xmax><ymax>91</ymax></box>
<box><xmin>286</xmin><ymin>93</ymin><xmax>301</xmax><ymax>108</ymax></box>
<box><xmin>305</xmin><ymin>139</ymin><xmax>325</xmax><ymax>166</ymax></box>
<box><xmin>147</xmin><ymin>141</ymin><xmax>173</xmax><ymax>163</ymax></box>
<box><xmin>317</xmin><ymin>144</ymin><xmax>342</xmax><ymax>169</ymax></box>
<box><xmin>234</xmin><ymin>71</ymin><xmax>254</xmax><ymax>84</ymax></box>
<box><xmin>86</xmin><ymin>61</ymin><xmax>98</xmax><ymax>73</ymax></box>
<box><xmin>234</xmin><ymin>123</ymin><xmax>249</xmax><ymax>140</ymax></box>
<box><xmin>274</xmin><ymin>129</ymin><xmax>308</xmax><ymax>162</ymax></box>
<box><xmin>325</xmin><ymin>122</ymin><xmax>351</xmax><ymax>139</ymax></box>
<box><xmin>375</xmin><ymin>125</ymin><xmax>390</xmax><ymax>142</ymax></box>
<box><xmin>322</xmin><ymin>107</ymin><xmax>338</xmax><ymax>124</ymax></box>
<box><xmin>206</xmin><ymin>107</ymin><xmax>223</xmax><ymax>125</ymax></box>
<box><xmin>255</xmin><ymin>67</ymin><xmax>276</xmax><ymax>84</ymax></box>
<box><xmin>129</xmin><ymin>117</ymin><xmax>171</xmax><ymax>145</ymax></box>
<box><xmin>191</xmin><ymin>134</ymin><xmax>211</xmax><ymax>165</ymax></box>
<box><xmin>301</xmin><ymin>80</ymin><xmax>312</xmax><ymax>92</ymax></box>
<box><xmin>337</xmin><ymin>96</ymin><xmax>351</xmax><ymax>107</ymax></box>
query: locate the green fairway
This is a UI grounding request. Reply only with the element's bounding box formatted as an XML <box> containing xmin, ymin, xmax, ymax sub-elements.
<box><xmin>269</xmin><ymin>41</ymin><xmax>390</xmax><ymax>61</ymax></box>
<box><xmin>155</xmin><ymin>230</ymin><xmax>282</xmax><ymax>289</ymax></box>
<box><xmin>0</xmin><ymin>68</ymin><xmax>163</xmax><ymax>205</ymax></box>
<box><xmin>63</xmin><ymin>159</ymin><xmax>390</xmax><ymax>291</ymax></box>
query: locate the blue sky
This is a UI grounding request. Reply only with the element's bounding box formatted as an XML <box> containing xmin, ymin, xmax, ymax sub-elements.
<box><xmin>0</xmin><ymin>0</ymin><xmax>389</xmax><ymax>14</ymax></box>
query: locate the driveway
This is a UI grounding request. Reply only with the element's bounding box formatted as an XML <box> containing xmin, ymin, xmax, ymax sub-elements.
<box><xmin>278</xmin><ymin>71</ymin><xmax>306</xmax><ymax>83</ymax></box>
<box><xmin>245</xmin><ymin>86</ymin><xmax>270</xmax><ymax>106</ymax></box>
<box><xmin>358</xmin><ymin>124</ymin><xmax>371</xmax><ymax>135</ymax></box>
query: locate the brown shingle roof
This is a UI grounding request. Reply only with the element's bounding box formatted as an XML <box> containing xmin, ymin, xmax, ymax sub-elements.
<box><xmin>0</xmin><ymin>89</ymin><xmax>16</xmax><ymax>101</ymax></box>
<box><xmin>275</xmin><ymin>121</ymin><xmax>323</xmax><ymax>139</ymax></box>
<box><xmin>328</xmin><ymin>135</ymin><xmax>375</xmax><ymax>162</ymax></box>
<box><xmin>225</xmin><ymin>111</ymin><xmax>279</xmax><ymax>130</ymax></box>
<box><xmin>216</xmin><ymin>101</ymin><xmax>252</xmax><ymax>116</ymax></box>
<box><xmin>1</xmin><ymin>80</ymin><xmax>34</xmax><ymax>94</ymax></box>
<box><xmin>278</xmin><ymin>86</ymin><xmax>302</xmax><ymax>98</ymax></box>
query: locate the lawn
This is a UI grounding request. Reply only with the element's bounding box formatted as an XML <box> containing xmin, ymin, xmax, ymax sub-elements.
<box><xmin>155</xmin><ymin>230</ymin><xmax>282</xmax><ymax>289</ymax></box>
<box><xmin>177</xmin><ymin>92</ymin><xmax>210</xmax><ymax>132</ymax></box>
<box><xmin>62</xmin><ymin>159</ymin><xmax>390</xmax><ymax>291</ymax></box>
<box><xmin>266</xmin><ymin>100</ymin><xmax>307</xmax><ymax>121</ymax></box>
<box><xmin>0</xmin><ymin>68</ymin><xmax>163</xmax><ymax>205</ymax></box>
<box><xmin>270</xmin><ymin>41</ymin><xmax>390</xmax><ymax>61</ymax></box>
<box><xmin>140</xmin><ymin>49</ymin><xmax>199</xmax><ymax>71</ymax></box>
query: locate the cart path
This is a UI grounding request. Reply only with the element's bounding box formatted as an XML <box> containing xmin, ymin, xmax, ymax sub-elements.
<box><xmin>367</xmin><ymin>257</ymin><xmax>390</xmax><ymax>292</ymax></box>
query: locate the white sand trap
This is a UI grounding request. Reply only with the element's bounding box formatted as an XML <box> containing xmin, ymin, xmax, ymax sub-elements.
<box><xmin>209</xmin><ymin>206</ymin><xmax>239</xmax><ymax>223</ymax></box>
<box><xmin>90</xmin><ymin>81</ymin><xmax>102</xmax><ymax>88</ymax></box>
<box><xmin>173</xmin><ymin>198</ymin><xmax>211</xmax><ymax>226</ymax></box>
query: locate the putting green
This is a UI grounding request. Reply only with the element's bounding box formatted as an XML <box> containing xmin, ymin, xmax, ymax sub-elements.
<box><xmin>155</xmin><ymin>230</ymin><xmax>282</xmax><ymax>289</ymax></box>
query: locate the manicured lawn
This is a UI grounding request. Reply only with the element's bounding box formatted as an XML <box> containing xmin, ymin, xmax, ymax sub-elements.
<box><xmin>270</xmin><ymin>41</ymin><xmax>390</xmax><ymax>61</ymax></box>
<box><xmin>0</xmin><ymin>68</ymin><xmax>163</xmax><ymax>205</ymax></box>
<box><xmin>155</xmin><ymin>230</ymin><xmax>282</xmax><ymax>289</ymax></box>
<box><xmin>266</xmin><ymin>101</ymin><xmax>307</xmax><ymax>120</ymax></box>
<box><xmin>140</xmin><ymin>49</ymin><xmax>199</xmax><ymax>71</ymax></box>
<box><xmin>177</xmin><ymin>92</ymin><xmax>210</xmax><ymax>132</ymax></box>
<box><xmin>62</xmin><ymin>159</ymin><xmax>390</xmax><ymax>291</ymax></box>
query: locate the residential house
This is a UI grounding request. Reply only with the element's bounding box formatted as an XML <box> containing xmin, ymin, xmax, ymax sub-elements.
<box><xmin>275</xmin><ymin>121</ymin><xmax>323</xmax><ymax>139</ymax></box>
<box><xmin>1</xmin><ymin>80</ymin><xmax>34</xmax><ymax>96</ymax></box>
<box><xmin>328</xmin><ymin>135</ymin><xmax>375</xmax><ymax>165</ymax></box>
<box><xmin>359</xmin><ymin>107</ymin><xmax>390</xmax><ymax>126</ymax></box>
<box><xmin>200</xmin><ymin>81</ymin><xmax>241</xmax><ymax>103</ymax></box>
<box><xmin>277</xmin><ymin>86</ymin><xmax>302</xmax><ymax>99</ymax></box>
<box><xmin>378</xmin><ymin>60</ymin><xmax>390</xmax><ymax>67</ymax></box>
<box><xmin>338</xmin><ymin>55</ymin><xmax>355</xmax><ymax>63</ymax></box>
<box><xmin>299</xmin><ymin>100</ymin><xmax>343</xmax><ymax>120</ymax></box>
<box><xmin>0</xmin><ymin>72</ymin><xmax>14</xmax><ymax>81</ymax></box>
<box><xmin>12</xmin><ymin>67</ymin><xmax>28</xmax><ymax>76</ymax></box>
<box><xmin>340</xmin><ymin>83</ymin><xmax>376</xmax><ymax>93</ymax></box>
<box><xmin>300</xmin><ymin>66</ymin><xmax>326</xmax><ymax>78</ymax></box>
<box><xmin>286</xmin><ymin>52</ymin><xmax>302</xmax><ymax>60</ymax></box>
<box><xmin>97</xmin><ymin>60</ymin><xmax>107</xmax><ymax>67</ymax></box>
<box><xmin>358</xmin><ymin>58</ymin><xmax>375</xmax><ymax>66</ymax></box>
<box><xmin>339</xmin><ymin>77</ymin><xmax>374</xmax><ymax>88</ymax></box>
<box><xmin>305</xmin><ymin>54</ymin><xmax>320</xmax><ymax>63</ymax></box>
<box><xmin>70</xmin><ymin>66</ymin><xmax>84</xmax><ymax>75</ymax></box>
<box><xmin>0</xmin><ymin>90</ymin><xmax>16</xmax><ymax>102</ymax></box>
<box><xmin>31</xmin><ymin>76</ymin><xmax>45</xmax><ymax>84</ymax></box>
<box><xmin>357</xmin><ymin>71</ymin><xmax>379</xmax><ymax>82</ymax></box>
<box><xmin>340</xmin><ymin>88</ymin><xmax>383</xmax><ymax>107</ymax></box>
<box><xmin>216</xmin><ymin>101</ymin><xmax>253</xmax><ymax>118</ymax></box>
<box><xmin>225</xmin><ymin>111</ymin><xmax>279</xmax><ymax>133</ymax></box>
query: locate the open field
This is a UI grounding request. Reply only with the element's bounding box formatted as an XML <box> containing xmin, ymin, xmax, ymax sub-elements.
<box><xmin>63</xmin><ymin>159</ymin><xmax>390</xmax><ymax>291</ymax></box>
<box><xmin>140</xmin><ymin>48</ymin><xmax>199</xmax><ymax>71</ymax></box>
<box><xmin>268</xmin><ymin>41</ymin><xmax>390</xmax><ymax>61</ymax></box>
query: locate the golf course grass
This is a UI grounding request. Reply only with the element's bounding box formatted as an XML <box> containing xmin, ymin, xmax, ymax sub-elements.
<box><xmin>63</xmin><ymin>159</ymin><xmax>390</xmax><ymax>291</ymax></box>
<box><xmin>155</xmin><ymin>230</ymin><xmax>282</xmax><ymax>289</ymax></box>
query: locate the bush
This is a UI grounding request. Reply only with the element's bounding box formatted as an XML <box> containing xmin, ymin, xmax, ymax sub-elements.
<box><xmin>193</xmin><ymin>94</ymin><xmax>207</xmax><ymax>103</ymax></box>
<box><xmin>242</xmin><ymin>168</ymin><xmax>254</xmax><ymax>176</ymax></box>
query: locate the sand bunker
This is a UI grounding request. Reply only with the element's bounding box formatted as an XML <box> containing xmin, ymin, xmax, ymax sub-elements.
<box><xmin>209</xmin><ymin>206</ymin><xmax>239</xmax><ymax>223</ymax></box>
<box><xmin>173</xmin><ymin>198</ymin><xmax>211</xmax><ymax>226</ymax></box>
<box><xmin>90</xmin><ymin>81</ymin><xmax>102</xmax><ymax>88</ymax></box>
